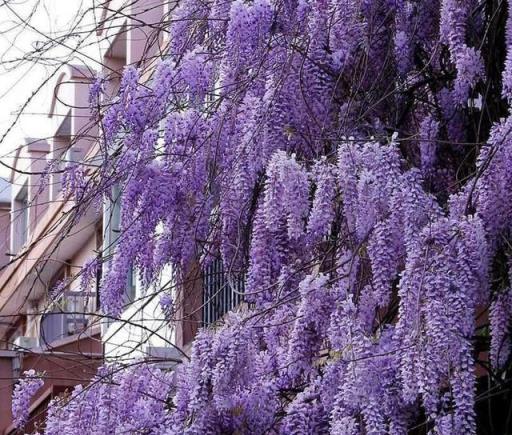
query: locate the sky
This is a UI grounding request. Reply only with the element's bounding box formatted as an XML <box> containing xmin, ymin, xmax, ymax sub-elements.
<box><xmin>0</xmin><ymin>0</ymin><xmax>100</xmax><ymax>180</ymax></box>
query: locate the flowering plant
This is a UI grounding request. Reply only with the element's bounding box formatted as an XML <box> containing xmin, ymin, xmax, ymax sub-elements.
<box><xmin>27</xmin><ymin>0</ymin><xmax>512</xmax><ymax>433</ymax></box>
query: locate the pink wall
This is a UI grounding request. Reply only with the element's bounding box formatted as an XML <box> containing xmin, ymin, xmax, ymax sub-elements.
<box><xmin>0</xmin><ymin>353</ymin><xmax>14</xmax><ymax>434</ymax></box>
<box><xmin>27</xmin><ymin>148</ymin><xmax>50</xmax><ymax>238</ymax></box>
<box><xmin>127</xmin><ymin>0</ymin><xmax>164</xmax><ymax>67</ymax></box>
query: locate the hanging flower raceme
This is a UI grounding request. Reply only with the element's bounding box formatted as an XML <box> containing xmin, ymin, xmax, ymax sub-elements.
<box><xmin>263</xmin><ymin>151</ymin><xmax>310</xmax><ymax>240</ymax></box>
<box><xmin>440</xmin><ymin>0</ymin><xmax>484</xmax><ymax>103</ymax></box>
<box><xmin>12</xmin><ymin>370</ymin><xmax>44</xmax><ymax>429</ymax></box>
<box><xmin>44</xmin><ymin>365</ymin><xmax>171</xmax><ymax>434</ymax></box>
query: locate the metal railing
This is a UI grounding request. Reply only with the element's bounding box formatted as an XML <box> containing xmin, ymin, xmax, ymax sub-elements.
<box><xmin>39</xmin><ymin>291</ymin><xmax>96</xmax><ymax>345</ymax></box>
<box><xmin>202</xmin><ymin>258</ymin><xmax>244</xmax><ymax>326</ymax></box>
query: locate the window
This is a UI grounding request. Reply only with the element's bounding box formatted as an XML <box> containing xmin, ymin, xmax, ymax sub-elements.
<box><xmin>11</xmin><ymin>184</ymin><xmax>29</xmax><ymax>252</ymax></box>
<box><xmin>102</xmin><ymin>184</ymin><xmax>136</xmax><ymax>311</ymax></box>
<box><xmin>19</xmin><ymin>196</ymin><xmax>28</xmax><ymax>247</ymax></box>
<box><xmin>102</xmin><ymin>184</ymin><xmax>121</xmax><ymax>257</ymax></box>
<box><xmin>202</xmin><ymin>258</ymin><xmax>244</xmax><ymax>326</ymax></box>
<box><xmin>50</xmin><ymin>113</ymin><xmax>72</xmax><ymax>201</ymax></box>
<box><xmin>126</xmin><ymin>265</ymin><xmax>137</xmax><ymax>303</ymax></box>
<box><xmin>95</xmin><ymin>223</ymin><xmax>103</xmax><ymax>309</ymax></box>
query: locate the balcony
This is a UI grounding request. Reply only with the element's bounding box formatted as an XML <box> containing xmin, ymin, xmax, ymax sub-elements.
<box><xmin>40</xmin><ymin>291</ymin><xmax>96</xmax><ymax>347</ymax></box>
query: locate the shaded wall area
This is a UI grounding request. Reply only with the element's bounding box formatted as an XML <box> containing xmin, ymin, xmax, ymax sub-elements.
<box><xmin>0</xmin><ymin>334</ymin><xmax>102</xmax><ymax>434</ymax></box>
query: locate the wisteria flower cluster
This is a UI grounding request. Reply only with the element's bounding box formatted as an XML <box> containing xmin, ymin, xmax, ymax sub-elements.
<box><xmin>43</xmin><ymin>365</ymin><xmax>172</xmax><ymax>434</ymax></box>
<box><xmin>12</xmin><ymin>370</ymin><xmax>44</xmax><ymax>429</ymax></box>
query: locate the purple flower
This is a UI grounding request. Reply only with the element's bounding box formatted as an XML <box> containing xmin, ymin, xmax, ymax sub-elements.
<box><xmin>12</xmin><ymin>370</ymin><xmax>44</xmax><ymax>429</ymax></box>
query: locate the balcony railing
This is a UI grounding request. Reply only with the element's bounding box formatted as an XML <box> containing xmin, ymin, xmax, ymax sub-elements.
<box><xmin>39</xmin><ymin>291</ymin><xmax>96</xmax><ymax>346</ymax></box>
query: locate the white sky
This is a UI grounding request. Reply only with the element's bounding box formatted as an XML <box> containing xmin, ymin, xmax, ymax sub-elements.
<box><xmin>0</xmin><ymin>0</ymin><xmax>101</xmax><ymax>179</ymax></box>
